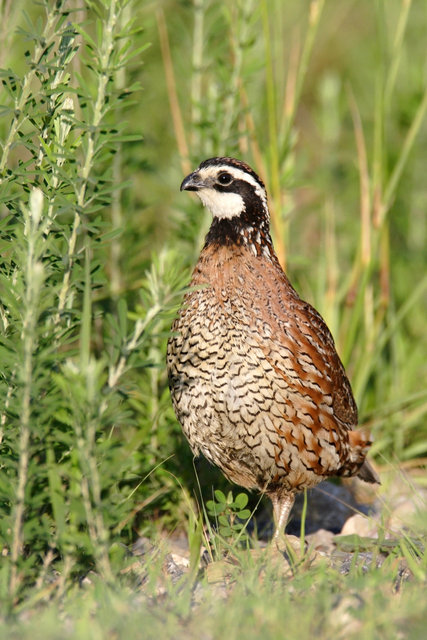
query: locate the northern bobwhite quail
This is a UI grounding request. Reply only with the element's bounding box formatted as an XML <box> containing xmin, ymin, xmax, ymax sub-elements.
<box><xmin>167</xmin><ymin>157</ymin><xmax>379</xmax><ymax>538</ymax></box>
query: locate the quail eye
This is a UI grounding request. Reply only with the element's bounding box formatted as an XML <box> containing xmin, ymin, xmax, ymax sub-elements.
<box><xmin>218</xmin><ymin>172</ymin><xmax>233</xmax><ymax>185</ymax></box>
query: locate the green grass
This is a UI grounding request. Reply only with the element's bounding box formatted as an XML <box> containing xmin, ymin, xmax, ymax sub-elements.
<box><xmin>0</xmin><ymin>0</ymin><xmax>426</xmax><ymax>636</ymax></box>
<box><xmin>1</xmin><ymin>530</ymin><xmax>426</xmax><ymax>640</ymax></box>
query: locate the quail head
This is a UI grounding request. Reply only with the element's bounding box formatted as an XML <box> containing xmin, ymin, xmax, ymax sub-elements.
<box><xmin>167</xmin><ymin>157</ymin><xmax>379</xmax><ymax>538</ymax></box>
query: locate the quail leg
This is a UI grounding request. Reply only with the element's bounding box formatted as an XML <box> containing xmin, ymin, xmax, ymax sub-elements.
<box><xmin>270</xmin><ymin>492</ymin><xmax>296</xmax><ymax>539</ymax></box>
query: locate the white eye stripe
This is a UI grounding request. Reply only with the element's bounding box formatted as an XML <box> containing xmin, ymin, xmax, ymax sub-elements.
<box><xmin>214</xmin><ymin>166</ymin><xmax>261</xmax><ymax>185</ymax></box>
<box><xmin>200</xmin><ymin>165</ymin><xmax>264</xmax><ymax>191</ymax></box>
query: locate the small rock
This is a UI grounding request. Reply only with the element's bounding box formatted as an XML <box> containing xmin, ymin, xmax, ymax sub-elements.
<box><xmin>288</xmin><ymin>480</ymin><xmax>373</xmax><ymax>535</ymax></box>
<box><xmin>170</xmin><ymin>552</ymin><xmax>190</xmax><ymax>569</ymax></box>
<box><xmin>251</xmin><ymin>546</ymin><xmax>292</xmax><ymax>580</ymax></box>
<box><xmin>306</xmin><ymin>528</ymin><xmax>335</xmax><ymax>554</ymax></box>
<box><xmin>340</xmin><ymin>514</ymin><xmax>378</xmax><ymax>537</ymax></box>
<box><xmin>205</xmin><ymin>559</ymin><xmax>234</xmax><ymax>584</ymax></box>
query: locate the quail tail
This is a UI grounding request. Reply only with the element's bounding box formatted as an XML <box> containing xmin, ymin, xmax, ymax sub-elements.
<box><xmin>357</xmin><ymin>460</ymin><xmax>381</xmax><ymax>484</ymax></box>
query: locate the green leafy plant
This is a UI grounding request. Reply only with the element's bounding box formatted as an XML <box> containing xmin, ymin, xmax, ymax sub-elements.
<box><xmin>206</xmin><ymin>490</ymin><xmax>251</xmax><ymax>545</ymax></box>
<box><xmin>0</xmin><ymin>0</ymin><xmax>182</xmax><ymax>607</ymax></box>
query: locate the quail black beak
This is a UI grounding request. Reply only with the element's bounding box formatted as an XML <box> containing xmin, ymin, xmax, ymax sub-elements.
<box><xmin>180</xmin><ymin>170</ymin><xmax>206</xmax><ymax>192</ymax></box>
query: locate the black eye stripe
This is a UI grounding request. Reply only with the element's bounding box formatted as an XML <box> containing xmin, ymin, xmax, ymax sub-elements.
<box><xmin>214</xmin><ymin>178</ymin><xmax>260</xmax><ymax>196</ymax></box>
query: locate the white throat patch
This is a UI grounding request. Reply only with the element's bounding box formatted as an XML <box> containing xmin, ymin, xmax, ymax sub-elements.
<box><xmin>194</xmin><ymin>163</ymin><xmax>268</xmax><ymax>220</ymax></box>
<box><xmin>196</xmin><ymin>188</ymin><xmax>245</xmax><ymax>219</ymax></box>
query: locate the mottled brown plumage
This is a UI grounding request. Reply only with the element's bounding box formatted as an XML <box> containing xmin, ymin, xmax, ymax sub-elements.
<box><xmin>167</xmin><ymin>157</ymin><xmax>379</xmax><ymax>537</ymax></box>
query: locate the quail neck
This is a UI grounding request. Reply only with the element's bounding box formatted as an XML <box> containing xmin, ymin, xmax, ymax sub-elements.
<box><xmin>180</xmin><ymin>157</ymin><xmax>274</xmax><ymax>258</ymax></box>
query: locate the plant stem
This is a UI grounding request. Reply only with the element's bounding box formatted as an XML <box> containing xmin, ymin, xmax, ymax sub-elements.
<box><xmin>110</xmin><ymin>2</ymin><xmax>131</xmax><ymax>299</ymax></box>
<box><xmin>191</xmin><ymin>0</ymin><xmax>204</xmax><ymax>150</ymax></box>
<box><xmin>157</xmin><ymin>7</ymin><xmax>190</xmax><ymax>174</ymax></box>
<box><xmin>108</xmin><ymin>303</ymin><xmax>161</xmax><ymax>389</ymax></box>
<box><xmin>0</xmin><ymin>8</ymin><xmax>58</xmax><ymax>178</ymax></box>
<box><xmin>57</xmin><ymin>0</ymin><xmax>120</xmax><ymax>315</ymax></box>
<box><xmin>261</xmin><ymin>0</ymin><xmax>285</xmax><ymax>267</ymax></box>
<box><xmin>10</xmin><ymin>191</ymin><xmax>44</xmax><ymax>597</ymax></box>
